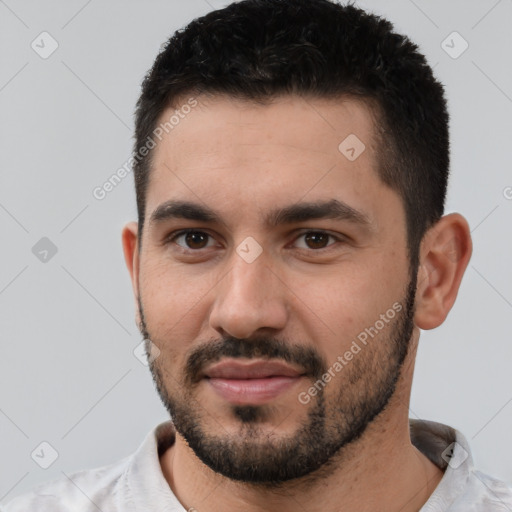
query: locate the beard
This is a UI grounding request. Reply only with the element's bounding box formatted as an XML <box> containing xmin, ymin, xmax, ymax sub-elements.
<box><xmin>137</xmin><ymin>269</ymin><xmax>417</xmax><ymax>488</ymax></box>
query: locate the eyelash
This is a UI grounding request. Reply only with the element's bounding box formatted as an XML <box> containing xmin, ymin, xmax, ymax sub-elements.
<box><xmin>164</xmin><ymin>229</ymin><xmax>345</xmax><ymax>253</ymax></box>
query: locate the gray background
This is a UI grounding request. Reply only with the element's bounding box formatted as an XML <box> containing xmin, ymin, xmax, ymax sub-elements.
<box><xmin>1</xmin><ymin>0</ymin><xmax>511</xmax><ymax>503</ymax></box>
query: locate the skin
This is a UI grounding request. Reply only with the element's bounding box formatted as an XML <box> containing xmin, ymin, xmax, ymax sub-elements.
<box><xmin>122</xmin><ymin>94</ymin><xmax>472</xmax><ymax>512</ymax></box>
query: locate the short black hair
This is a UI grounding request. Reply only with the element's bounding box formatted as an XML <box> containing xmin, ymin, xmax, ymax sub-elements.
<box><xmin>133</xmin><ymin>0</ymin><xmax>449</xmax><ymax>265</ymax></box>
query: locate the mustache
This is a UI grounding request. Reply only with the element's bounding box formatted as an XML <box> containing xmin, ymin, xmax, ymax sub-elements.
<box><xmin>184</xmin><ymin>335</ymin><xmax>327</xmax><ymax>385</ymax></box>
<box><xmin>137</xmin><ymin>294</ymin><xmax>327</xmax><ymax>385</ymax></box>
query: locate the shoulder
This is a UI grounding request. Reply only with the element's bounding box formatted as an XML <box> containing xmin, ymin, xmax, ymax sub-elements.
<box><xmin>457</xmin><ymin>469</ymin><xmax>512</xmax><ymax>511</ymax></box>
<box><xmin>1</xmin><ymin>421</ymin><xmax>175</xmax><ymax>512</ymax></box>
<box><xmin>438</xmin><ymin>467</ymin><xmax>512</xmax><ymax>511</ymax></box>
<box><xmin>410</xmin><ymin>420</ymin><xmax>512</xmax><ymax>511</ymax></box>
<box><xmin>0</xmin><ymin>455</ymin><xmax>131</xmax><ymax>512</ymax></box>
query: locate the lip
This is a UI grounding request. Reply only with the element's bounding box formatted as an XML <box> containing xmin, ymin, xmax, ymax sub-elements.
<box><xmin>203</xmin><ymin>359</ymin><xmax>305</xmax><ymax>405</ymax></box>
<box><xmin>204</xmin><ymin>359</ymin><xmax>304</xmax><ymax>379</ymax></box>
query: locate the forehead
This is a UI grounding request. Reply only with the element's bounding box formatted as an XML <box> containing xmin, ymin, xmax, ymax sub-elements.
<box><xmin>145</xmin><ymin>94</ymin><xmax>398</xmax><ymax>230</ymax></box>
<box><xmin>153</xmin><ymin>93</ymin><xmax>378</xmax><ymax>168</ymax></box>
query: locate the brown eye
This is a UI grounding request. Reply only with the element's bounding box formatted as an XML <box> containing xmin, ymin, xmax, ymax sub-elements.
<box><xmin>184</xmin><ymin>232</ymin><xmax>209</xmax><ymax>249</ymax></box>
<box><xmin>304</xmin><ymin>232</ymin><xmax>330</xmax><ymax>249</ymax></box>
<box><xmin>171</xmin><ymin>230</ymin><xmax>214</xmax><ymax>250</ymax></box>
<box><xmin>292</xmin><ymin>230</ymin><xmax>343</xmax><ymax>251</ymax></box>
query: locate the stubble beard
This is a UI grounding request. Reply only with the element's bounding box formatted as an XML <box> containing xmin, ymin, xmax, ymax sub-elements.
<box><xmin>138</xmin><ymin>272</ymin><xmax>417</xmax><ymax>487</ymax></box>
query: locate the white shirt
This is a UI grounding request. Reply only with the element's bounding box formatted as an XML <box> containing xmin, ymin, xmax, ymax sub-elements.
<box><xmin>2</xmin><ymin>419</ymin><xmax>512</xmax><ymax>511</ymax></box>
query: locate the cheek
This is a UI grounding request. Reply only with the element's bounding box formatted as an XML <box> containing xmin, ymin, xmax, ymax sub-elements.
<box><xmin>138</xmin><ymin>259</ymin><xmax>213</xmax><ymax>347</ymax></box>
<box><xmin>300</xmin><ymin>258</ymin><xmax>407</xmax><ymax>353</ymax></box>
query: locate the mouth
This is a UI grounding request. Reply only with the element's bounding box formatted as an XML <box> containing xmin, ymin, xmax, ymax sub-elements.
<box><xmin>203</xmin><ymin>359</ymin><xmax>306</xmax><ymax>405</ymax></box>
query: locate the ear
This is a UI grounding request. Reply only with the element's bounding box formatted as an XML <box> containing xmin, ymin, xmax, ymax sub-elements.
<box><xmin>414</xmin><ymin>213</ymin><xmax>472</xmax><ymax>330</ymax></box>
<box><xmin>122</xmin><ymin>222</ymin><xmax>141</xmax><ymax>327</ymax></box>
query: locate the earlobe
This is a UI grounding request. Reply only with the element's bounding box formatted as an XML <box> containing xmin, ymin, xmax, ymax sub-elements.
<box><xmin>121</xmin><ymin>222</ymin><xmax>141</xmax><ymax>325</ymax></box>
<box><xmin>414</xmin><ymin>213</ymin><xmax>472</xmax><ymax>330</ymax></box>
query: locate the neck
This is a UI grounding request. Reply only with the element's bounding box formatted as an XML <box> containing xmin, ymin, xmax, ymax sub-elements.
<box><xmin>160</xmin><ymin>334</ymin><xmax>444</xmax><ymax>512</ymax></box>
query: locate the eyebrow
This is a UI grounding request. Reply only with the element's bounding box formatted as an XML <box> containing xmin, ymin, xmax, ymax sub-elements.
<box><xmin>149</xmin><ymin>199</ymin><xmax>372</xmax><ymax>229</ymax></box>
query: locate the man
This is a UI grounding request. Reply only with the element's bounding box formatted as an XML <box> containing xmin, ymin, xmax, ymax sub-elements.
<box><xmin>3</xmin><ymin>0</ymin><xmax>511</xmax><ymax>510</ymax></box>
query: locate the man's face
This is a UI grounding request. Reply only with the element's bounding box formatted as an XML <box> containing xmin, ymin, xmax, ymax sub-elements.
<box><xmin>134</xmin><ymin>95</ymin><xmax>416</xmax><ymax>484</ymax></box>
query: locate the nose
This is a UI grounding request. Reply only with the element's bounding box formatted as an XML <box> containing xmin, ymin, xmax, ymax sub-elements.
<box><xmin>208</xmin><ymin>249</ymin><xmax>289</xmax><ymax>340</ymax></box>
